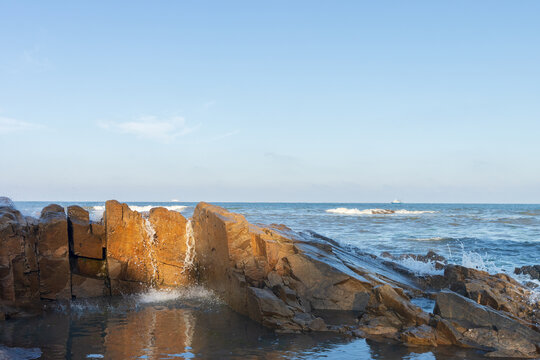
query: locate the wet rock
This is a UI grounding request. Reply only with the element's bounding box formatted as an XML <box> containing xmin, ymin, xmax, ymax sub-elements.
<box><xmin>370</xmin><ymin>284</ymin><xmax>430</xmax><ymax>326</ymax></box>
<box><xmin>401</xmin><ymin>324</ymin><xmax>437</xmax><ymax>346</ymax></box>
<box><xmin>73</xmin><ymin>257</ymin><xmax>107</xmax><ymax>279</ymax></box>
<box><xmin>149</xmin><ymin>207</ymin><xmax>189</xmax><ymax>287</ymax></box>
<box><xmin>514</xmin><ymin>265</ymin><xmax>540</xmax><ymax>281</ymax></box>
<box><xmin>105</xmin><ymin>200</ymin><xmax>190</xmax><ymax>294</ymax></box>
<box><xmin>71</xmin><ymin>274</ymin><xmax>108</xmax><ymax>298</ymax></box>
<box><xmin>191</xmin><ymin>202</ymin><xmax>424</xmax><ymax>334</ymax></box>
<box><xmin>433</xmin><ymin>265</ymin><xmax>539</xmax><ymax>323</ymax></box>
<box><xmin>38</xmin><ymin>204</ymin><xmax>71</xmax><ymax>300</ymax></box>
<box><xmin>68</xmin><ymin>206</ymin><xmax>104</xmax><ymax>259</ymax></box>
<box><xmin>0</xmin><ymin>200</ymin><xmax>40</xmax><ymax>305</ymax></box>
<box><xmin>434</xmin><ymin>290</ymin><xmax>540</xmax><ymax>358</ymax></box>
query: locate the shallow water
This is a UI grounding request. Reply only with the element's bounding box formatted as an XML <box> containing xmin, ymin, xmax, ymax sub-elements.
<box><xmin>4</xmin><ymin>201</ymin><xmax>539</xmax><ymax>359</ymax></box>
<box><xmin>0</xmin><ymin>288</ymin><xmax>486</xmax><ymax>360</ymax></box>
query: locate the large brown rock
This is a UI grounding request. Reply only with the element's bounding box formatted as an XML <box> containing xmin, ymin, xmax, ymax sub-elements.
<box><xmin>105</xmin><ymin>200</ymin><xmax>190</xmax><ymax>294</ymax></box>
<box><xmin>191</xmin><ymin>202</ymin><xmax>426</xmax><ymax>332</ymax></box>
<box><xmin>434</xmin><ymin>290</ymin><xmax>540</xmax><ymax>358</ymax></box>
<box><xmin>68</xmin><ymin>205</ymin><xmax>104</xmax><ymax>260</ymax></box>
<box><xmin>149</xmin><ymin>207</ymin><xmax>189</xmax><ymax>287</ymax></box>
<box><xmin>38</xmin><ymin>204</ymin><xmax>71</xmax><ymax>300</ymax></box>
<box><xmin>0</xmin><ymin>200</ymin><xmax>40</xmax><ymax>306</ymax></box>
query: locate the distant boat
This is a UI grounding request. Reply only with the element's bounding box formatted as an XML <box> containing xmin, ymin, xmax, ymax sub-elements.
<box><xmin>390</xmin><ymin>199</ymin><xmax>402</xmax><ymax>204</ymax></box>
<box><xmin>171</xmin><ymin>199</ymin><xmax>180</xmax><ymax>202</ymax></box>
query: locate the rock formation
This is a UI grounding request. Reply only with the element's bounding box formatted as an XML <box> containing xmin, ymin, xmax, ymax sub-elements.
<box><xmin>105</xmin><ymin>200</ymin><xmax>190</xmax><ymax>294</ymax></box>
<box><xmin>0</xmin><ymin>197</ymin><xmax>538</xmax><ymax>358</ymax></box>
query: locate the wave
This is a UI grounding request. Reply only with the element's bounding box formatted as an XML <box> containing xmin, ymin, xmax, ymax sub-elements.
<box><xmin>395</xmin><ymin>257</ymin><xmax>444</xmax><ymax>276</ymax></box>
<box><xmin>326</xmin><ymin>208</ymin><xmax>437</xmax><ymax>215</ymax></box>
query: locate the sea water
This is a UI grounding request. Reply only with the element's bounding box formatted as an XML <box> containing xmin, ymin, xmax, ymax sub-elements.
<box><xmin>1</xmin><ymin>201</ymin><xmax>538</xmax><ymax>359</ymax></box>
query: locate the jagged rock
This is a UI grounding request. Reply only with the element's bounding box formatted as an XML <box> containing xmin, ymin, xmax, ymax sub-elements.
<box><xmin>430</xmin><ymin>265</ymin><xmax>538</xmax><ymax>324</ymax></box>
<box><xmin>0</xmin><ymin>200</ymin><xmax>40</xmax><ymax>305</ymax></box>
<box><xmin>401</xmin><ymin>324</ymin><xmax>437</xmax><ymax>346</ymax></box>
<box><xmin>105</xmin><ymin>200</ymin><xmax>189</xmax><ymax>294</ymax></box>
<box><xmin>515</xmin><ymin>265</ymin><xmax>540</xmax><ymax>281</ymax></box>
<box><xmin>68</xmin><ymin>205</ymin><xmax>104</xmax><ymax>259</ymax></box>
<box><xmin>38</xmin><ymin>204</ymin><xmax>71</xmax><ymax>300</ymax></box>
<box><xmin>370</xmin><ymin>284</ymin><xmax>429</xmax><ymax>326</ymax></box>
<box><xmin>434</xmin><ymin>290</ymin><xmax>540</xmax><ymax>358</ymax></box>
<box><xmin>191</xmin><ymin>202</ymin><xmax>424</xmax><ymax>333</ymax></box>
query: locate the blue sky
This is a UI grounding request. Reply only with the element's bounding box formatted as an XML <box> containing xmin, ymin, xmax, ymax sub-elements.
<box><xmin>1</xmin><ymin>1</ymin><xmax>539</xmax><ymax>202</ymax></box>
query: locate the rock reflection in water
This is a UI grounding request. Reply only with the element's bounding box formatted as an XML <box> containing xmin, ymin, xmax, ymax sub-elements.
<box><xmin>0</xmin><ymin>293</ymin><xmax>486</xmax><ymax>360</ymax></box>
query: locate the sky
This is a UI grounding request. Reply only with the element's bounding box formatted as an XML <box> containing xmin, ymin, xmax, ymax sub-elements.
<box><xmin>1</xmin><ymin>1</ymin><xmax>539</xmax><ymax>203</ymax></box>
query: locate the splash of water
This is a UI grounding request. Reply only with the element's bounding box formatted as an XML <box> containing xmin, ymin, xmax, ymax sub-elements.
<box><xmin>182</xmin><ymin>220</ymin><xmax>196</xmax><ymax>274</ymax></box>
<box><xmin>456</xmin><ymin>243</ymin><xmax>539</xmax><ymax>304</ymax></box>
<box><xmin>142</xmin><ymin>218</ymin><xmax>159</xmax><ymax>285</ymax></box>
<box><xmin>396</xmin><ymin>257</ymin><xmax>444</xmax><ymax>276</ymax></box>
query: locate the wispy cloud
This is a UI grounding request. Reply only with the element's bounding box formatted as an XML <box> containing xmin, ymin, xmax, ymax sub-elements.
<box><xmin>203</xmin><ymin>100</ymin><xmax>216</xmax><ymax>109</ymax></box>
<box><xmin>0</xmin><ymin>116</ymin><xmax>43</xmax><ymax>134</ymax></box>
<box><xmin>21</xmin><ymin>45</ymin><xmax>50</xmax><ymax>72</ymax></box>
<box><xmin>98</xmin><ymin>115</ymin><xmax>198</xmax><ymax>143</ymax></box>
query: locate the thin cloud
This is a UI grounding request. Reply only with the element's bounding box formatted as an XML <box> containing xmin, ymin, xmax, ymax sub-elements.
<box><xmin>203</xmin><ymin>100</ymin><xmax>216</xmax><ymax>109</ymax></box>
<box><xmin>21</xmin><ymin>45</ymin><xmax>50</xmax><ymax>72</ymax></box>
<box><xmin>98</xmin><ymin>115</ymin><xmax>198</xmax><ymax>143</ymax></box>
<box><xmin>0</xmin><ymin>116</ymin><xmax>43</xmax><ymax>134</ymax></box>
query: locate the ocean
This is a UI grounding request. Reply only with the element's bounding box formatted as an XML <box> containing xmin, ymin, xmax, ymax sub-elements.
<box><xmin>2</xmin><ymin>201</ymin><xmax>539</xmax><ymax>359</ymax></box>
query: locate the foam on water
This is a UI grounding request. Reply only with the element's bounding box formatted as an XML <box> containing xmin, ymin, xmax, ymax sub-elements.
<box><xmin>396</xmin><ymin>257</ymin><xmax>444</xmax><ymax>276</ymax></box>
<box><xmin>135</xmin><ymin>286</ymin><xmax>216</xmax><ymax>304</ymax></box>
<box><xmin>408</xmin><ymin>237</ymin><xmax>448</xmax><ymax>242</ymax></box>
<box><xmin>326</xmin><ymin>208</ymin><xmax>437</xmax><ymax>215</ymax></box>
<box><xmin>129</xmin><ymin>205</ymin><xmax>188</xmax><ymax>213</ymax></box>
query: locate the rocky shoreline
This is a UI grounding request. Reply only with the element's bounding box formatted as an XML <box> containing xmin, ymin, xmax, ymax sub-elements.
<box><xmin>1</xmin><ymin>198</ymin><xmax>539</xmax><ymax>358</ymax></box>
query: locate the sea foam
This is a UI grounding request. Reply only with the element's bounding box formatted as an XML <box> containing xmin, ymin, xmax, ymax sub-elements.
<box><xmin>326</xmin><ymin>208</ymin><xmax>437</xmax><ymax>215</ymax></box>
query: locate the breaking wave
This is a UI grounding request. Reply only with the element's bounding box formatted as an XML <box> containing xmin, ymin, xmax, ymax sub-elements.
<box><xmin>395</xmin><ymin>257</ymin><xmax>444</xmax><ymax>276</ymax></box>
<box><xmin>326</xmin><ymin>208</ymin><xmax>437</xmax><ymax>215</ymax></box>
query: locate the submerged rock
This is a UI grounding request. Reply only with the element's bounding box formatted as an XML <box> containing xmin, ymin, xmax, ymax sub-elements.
<box><xmin>515</xmin><ymin>265</ymin><xmax>540</xmax><ymax>281</ymax></box>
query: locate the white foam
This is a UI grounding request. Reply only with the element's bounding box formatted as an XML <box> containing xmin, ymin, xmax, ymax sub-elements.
<box><xmin>396</xmin><ymin>257</ymin><xmax>444</xmax><ymax>276</ymax></box>
<box><xmin>456</xmin><ymin>244</ymin><xmax>540</xmax><ymax>304</ymax></box>
<box><xmin>326</xmin><ymin>208</ymin><xmax>437</xmax><ymax>215</ymax></box>
<box><xmin>409</xmin><ymin>237</ymin><xmax>446</xmax><ymax>241</ymax></box>
<box><xmin>136</xmin><ymin>286</ymin><xmax>217</xmax><ymax>305</ymax></box>
<box><xmin>183</xmin><ymin>220</ymin><xmax>196</xmax><ymax>274</ymax></box>
<box><xmin>128</xmin><ymin>205</ymin><xmax>188</xmax><ymax>213</ymax></box>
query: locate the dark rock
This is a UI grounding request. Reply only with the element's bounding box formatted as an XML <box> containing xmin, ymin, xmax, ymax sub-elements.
<box><xmin>514</xmin><ymin>265</ymin><xmax>540</xmax><ymax>281</ymax></box>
